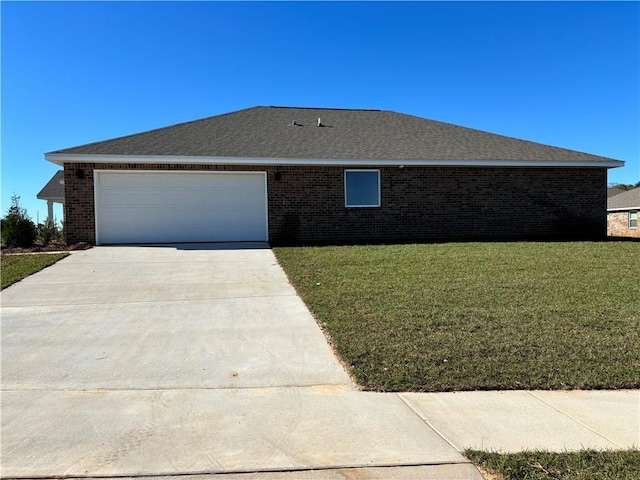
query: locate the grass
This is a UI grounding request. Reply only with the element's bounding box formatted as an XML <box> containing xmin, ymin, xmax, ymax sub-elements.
<box><xmin>1</xmin><ymin>253</ymin><xmax>69</xmax><ymax>289</ymax></box>
<box><xmin>466</xmin><ymin>449</ymin><xmax>640</xmax><ymax>480</ymax></box>
<box><xmin>273</xmin><ymin>242</ymin><xmax>640</xmax><ymax>392</ymax></box>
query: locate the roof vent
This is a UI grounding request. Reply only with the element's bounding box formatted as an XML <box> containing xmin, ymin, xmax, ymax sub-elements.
<box><xmin>290</xmin><ymin>120</ymin><xmax>300</xmax><ymax>126</ymax></box>
<box><xmin>317</xmin><ymin>118</ymin><xmax>323</xmax><ymax>127</ymax></box>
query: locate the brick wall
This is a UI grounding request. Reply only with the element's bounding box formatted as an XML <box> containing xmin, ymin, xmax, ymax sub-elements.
<box><xmin>63</xmin><ymin>163</ymin><xmax>607</xmax><ymax>245</ymax></box>
<box><xmin>63</xmin><ymin>165</ymin><xmax>96</xmax><ymax>244</ymax></box>
<box><xmin>607</xmin><ymin>211</ymin><xmax>640</xmax><ymax>238</ymax></box>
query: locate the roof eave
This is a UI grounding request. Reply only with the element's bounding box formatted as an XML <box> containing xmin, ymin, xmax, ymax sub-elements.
<box><xmin>36</xmin><ymin>195</ymin><xmax>64</xmax><ymax>202</ymax></box>
<box><xmin>44</xmin><ymin>153</ymin><xmax>625</xmax><ymax>169</ymax></box>
<box><xmin>607</xmin><ymin>206</ymin><xmax>640</xmax><ymax>212</ymax></box>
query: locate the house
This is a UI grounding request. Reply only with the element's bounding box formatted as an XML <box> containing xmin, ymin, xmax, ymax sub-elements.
<box><xmin>36</xmin><ymin>170</ymin><xmax>65</xmax><ymax>221</ymax></box>
<box><xmin>44</xmin><ymin>106</ymin><xmax>623</xmax><ymax>246</ymax></box>
<box><xmin>607</xmin><ymin>187</ymin><xmax>639</xmax><ymax>238</ymax></box>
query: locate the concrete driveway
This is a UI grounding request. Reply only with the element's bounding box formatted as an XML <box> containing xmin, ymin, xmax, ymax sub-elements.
<box><xmin>2</xmin><ymin>244</ymin><xmax>350</xmax><ymax>390</ymax></box>
<box><xmin>1</xmin><ymin>244</ymin><xmax>476</xmax><ymax>478</ymax></box>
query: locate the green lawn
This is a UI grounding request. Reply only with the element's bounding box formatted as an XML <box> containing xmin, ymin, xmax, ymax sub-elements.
<box><xmin>1</xmin><ymin>253</ymin><xmax>69</xmax><ymax>290</ymax></box>
<box><xmin>466</xmin><ymin>449</ymin><xmax>640</xmax><ymax>480</ymax></box>
<box><xmin>274</xmin><ymin>242</ymin><xmax>640</xmax><ymax>392</ymax></box>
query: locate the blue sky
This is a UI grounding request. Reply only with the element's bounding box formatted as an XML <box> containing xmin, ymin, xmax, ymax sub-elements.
<box><xmin>2</xmin><ymin>1</ymin><xmax>639</xmax><ymax>223</ymax></box>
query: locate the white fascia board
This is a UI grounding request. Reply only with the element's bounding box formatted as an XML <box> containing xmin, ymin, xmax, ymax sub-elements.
<box><xmin>44</xmin><ymin>153</ymin><xmax>625</xmax><ymax>169</ymax></box>
<box><xmin>36</xmin><ymin>196</ymin><xmax>64</xmax><ymax>202</ymax></box>
<box><xmin>607</xmin><ymin>206</ymin><xmax>640</xmax><ymax>212</ymax></box>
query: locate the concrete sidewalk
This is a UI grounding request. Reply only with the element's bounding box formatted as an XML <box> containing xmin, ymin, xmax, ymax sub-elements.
<box><xmin>2</xmin><ymin>387</ymin><xmax>636</xmax><ymax>478</ymax></box>
<box><xmin>1</xmin><ymin>245</ymin><xmax>637</xmax><ymax>479</ymax></box>
<box><xmin>400</xmin><ymin>389</ymin><xmax>639</xmax><ymax>453</ymax></box>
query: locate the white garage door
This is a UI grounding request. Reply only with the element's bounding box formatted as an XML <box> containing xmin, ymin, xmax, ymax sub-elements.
<box><xmin>95</xmin><ymin>171</ymin><xmax>268</xmax><ymax>244</ymax></box>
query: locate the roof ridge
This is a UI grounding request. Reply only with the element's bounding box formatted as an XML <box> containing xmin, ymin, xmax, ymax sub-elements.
<box><xmin>266</xmin><ymin>106</ymin><xmax>382</xmax><ymax>112</ymax></box>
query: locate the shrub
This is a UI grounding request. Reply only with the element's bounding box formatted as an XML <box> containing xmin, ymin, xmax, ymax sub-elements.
<box><xmin>38</xmin><ymin>217</ymin><xmax>61</xmax><ymax>245</ymax></box>
<box><xmin>1</xmin><ymin>194</ymin><xmax>37</xmax><ymax>248</ymax></box>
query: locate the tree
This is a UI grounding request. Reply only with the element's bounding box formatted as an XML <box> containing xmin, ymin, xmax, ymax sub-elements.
<box><xmin>1</xmin><ymin>194</ymin><xmax>37</xmax><ymax>248</ymax></box>
<box><xmin>608</xmin><ymin>181</ymin><xmax>640</xmax><ymax>191</ymax></box>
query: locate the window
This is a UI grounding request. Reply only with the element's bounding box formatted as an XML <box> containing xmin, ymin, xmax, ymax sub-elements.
<box><xmin>630</xmin><ymin>211</ymin><xmax>638</xmax><ymax>229</ymax></box>
<box><xmin>345</xmin><ymin>170</ymin><xmax>380</xmax><ymax>207</ymax></box>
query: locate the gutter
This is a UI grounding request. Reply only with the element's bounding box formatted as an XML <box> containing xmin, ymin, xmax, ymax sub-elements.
<box><xmin>44</xmin><ymin>153</ymin><xmax>625</xmax><ymax>169</ymax></box>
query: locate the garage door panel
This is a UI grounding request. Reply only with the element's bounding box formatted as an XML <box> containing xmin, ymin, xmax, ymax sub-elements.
<box><xmin>101</xmin><ymin>188</ymin><xmax>168</xmax><ymax>206</ymax></box>
<box><xmin>101</xmin><ymin>174</ymin><xmax>158</xmax><ymax>188</ymax></box>
<box><xmin>96</xmin><ymin>172</ymin><xmax>267</xmax><ymax>244</ymax></box>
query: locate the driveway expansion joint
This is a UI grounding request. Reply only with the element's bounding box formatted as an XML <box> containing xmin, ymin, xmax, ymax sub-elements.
<box><xmin>0</xmin><ymin>462</ymin><xmax>479</xmax><ymax>480</ymax></box>
<box><xmin>396</xmin><ymin>393</ymin><xmax>464</xmax><ymax>453</ymax></box>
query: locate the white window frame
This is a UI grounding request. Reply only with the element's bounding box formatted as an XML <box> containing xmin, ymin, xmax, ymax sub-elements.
<box><xmin>629</xmin><ymin>211</ymin><xmax>638</xmax><ymax>229</ymax></box>
<box><xmin>344</xmin><ymin>169</ymin><xmax>381</xmax><ymax>208</ymax></box>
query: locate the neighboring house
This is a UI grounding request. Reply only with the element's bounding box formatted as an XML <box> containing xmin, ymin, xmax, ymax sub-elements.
<box><xmin>607</xmin><ymin>187</ymin><xmax>640</xmax><ymax>238</ymax></box>
<box><xmin>36</xmin><ymin>170</ymin><xmax>65</xmax><ymax>221</ymax></box>
<box><xmin>44</xmin><ymin>106</ymin><xmax>624</xmax><ymax>246</ymax></box>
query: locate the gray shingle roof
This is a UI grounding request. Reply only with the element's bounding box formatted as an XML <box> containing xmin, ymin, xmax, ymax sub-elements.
<box><xmin>48</xmin><ymin>106</ymin><xmax>620</xmax><ymax>164</ymax></box>
<box><xmin>36</xmin><ymin>171</ymin><xmax>65</xmax><ymax>201</ymax></box>
<box><xmin>607</xmin><ymin>187</ymin><xmax>626</xmax><ymax>198</ymax></box>
<box><xmin>607</xmin><ymin>187</ymin><xmax>640</xmax><ymax>210</ymax></box>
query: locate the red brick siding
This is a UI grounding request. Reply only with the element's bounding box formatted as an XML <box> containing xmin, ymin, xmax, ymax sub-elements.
<box><xmin>63</xmin><ymin>163</ymin><xmax>607</xmax><ymax>245</ymax></box>
<box><xmin>63</xmin><ymin>165</ymin><xmax>96</xmax><ymax>244</ymax></box>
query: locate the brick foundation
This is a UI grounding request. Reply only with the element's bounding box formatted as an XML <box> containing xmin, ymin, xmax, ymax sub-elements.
<box><xmin>63</xmin><ymin>163</ymin><xmax>607</xmax><ymax>245</ymax></box>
